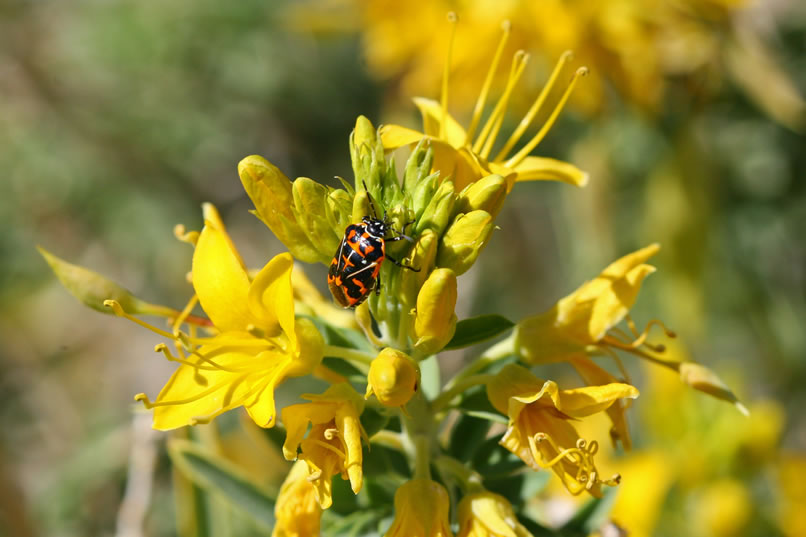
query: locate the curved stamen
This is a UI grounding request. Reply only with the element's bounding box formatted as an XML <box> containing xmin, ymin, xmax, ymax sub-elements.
<box><xmin>323</xmin><ymin>427</ymin><xmax>340</xmax><ymax>441</ymax></box>
<box><xmin>155</xmin><ymin>343</ymin><xmax>222</xmax><ymax>372</ymax></box>
<box><xmin>105</xmin><ymin>300</ymin><xmax>175</xmax><ymax>339</ymax></box>
<box><xmin>172</xmin><ymin>295</ymin><xmax>199</xmax><ymax>335</ymax></box>
<box><xmin>310</xmin><ymin>438</ymin><xmax>347</xmax><ymax>461</ymax></box>
<box><xmin>505</xmin><ymin>67</ymin><xmax>589</xmax><ymax>168</ymax></box>
<box><xmin>134</xmin><ymin>373</ymin><xmax>248</xmax><ymax>408</ymax></box>
<box><xmin>495</xmin><ymin>50</ymin><xmax>574</xmax><ymax>162</ymax></box>
<box><xmin>173</xmin><ymin>224</ymin><xmax>199</xmax><ymax>246</ymax></box>
<box><xmin>440</xmin><ymin>12</ymin><xmax>459</xmax><ymax>140</ymax></box>
<box><xmin>473</xmin><ymin>50</ymin><xmax>530</xmax><ymax>155</ymax></box>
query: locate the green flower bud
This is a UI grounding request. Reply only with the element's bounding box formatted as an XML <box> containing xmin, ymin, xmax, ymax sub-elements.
<box><xmin>413</xmin><ymin>268</ymin><xmax>458</xmax><ymax>356</ymax></box>
<box><xmin>679</xmin><ymin>362</ymin><xmax>748</xmax><ymax>416</ymax></box>
<box><xmin>365</xmin><ymin>348</ymin><xmax>419</xmax><ymax>407</ymax></box>
<box><xmin>411</xmin><ymin>174</ymin><xmax>440</xmax><ymax>221</ymax></box>
<box><xmin>454</xmin><ymin>174</ymin><xmax>507</xmax><ymax>219</ymax></box>
<box><xmin>400</xmin><ymin>230</ymin><xmax>438</xmax><ymax>307</ymax></box>
<box><xmin>352</xmin><ymin>189</ymin><xmax>371</xmax><ymax>225</ymax></box>
<box><xmin>325</xmin><ymin>188</ymin><xmax>353</xmax><ymax>237</ymax></box>
<box><xmin>436</xmin><ymin>210</ymin><xmax>494</xmax><ymax>276</ymax></box>
<box><xmin>292</xmin><ymin>177</ymin><xmax>340</xmax><ymax>260</ymax></box>
<box><xmin>403</xmin><ymin>138</ymin><xmax>435</xmax><ymax>194</ymax></box>
<box><xmin>415</xmin><ymin>179</ymin><xmax>456</xmax><ymax>236</ymax></box>
<box><xmin>351</xmin><ymin>116</ymin><xmax>401</xmax><ymax>202</ymax></box>
<box><xmin>38</xmin><ymin>246</ymin><xmax>151</xmax><ymax>314</ymax></box>
<box><xmin>238</xmin><ymin>155</ymin><xmax>321</xmax><ymax>264</ymax></box>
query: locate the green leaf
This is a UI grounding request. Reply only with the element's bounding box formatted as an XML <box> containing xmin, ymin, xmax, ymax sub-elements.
<box><xmin>361</xmin><ymin>406</ymin><xmax>390</xmax><ymax>438</ymax></box>
<box><xmin>321</xmin><ymin>357</ymin><xmax>365</xmax><ymax>380</ymax></box>
<box><xmin>444</xmin><ymin>314</ymin><xmax>514</xmax><ymax>350</ymax></box>
<box><xmin>448</xmin><ymin>414</ymin><xmax>491</xmax><ymax>462</ymax></box>
<box><xmin>168</xmin><ymin>440</ymin><xmax>277</xmax><ymax>530</ymax></box>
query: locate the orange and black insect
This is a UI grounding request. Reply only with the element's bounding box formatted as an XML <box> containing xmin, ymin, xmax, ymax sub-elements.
<box><xmin>328</xmin><ymin>187</ymin><xmax>417</xmax><ymax>308</ymax></box>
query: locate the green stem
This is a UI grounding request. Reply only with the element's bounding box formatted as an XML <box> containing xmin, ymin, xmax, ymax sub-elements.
<box><xmin>441</xmin><ymin>334</ymin><xmax>515</xmax><ymax>392</ymax></box>
<box><xmin>323</xmin><ymin>345</ymin><xmax>375</xmax><ymax>365</ymax></box>
<box><xmin>435</xmin><ymin>456</ymin><xmax>484</xmax><ymax>493</ymax></box>
<box><xmin>414</xmin><ymin>435</ymin><xmax>431</xmax><ymax>479</ymax></box>
<box><xmin>431</xmin><ymin>374</ymin><xmax>496</xmax><ymax>413</ymax></box>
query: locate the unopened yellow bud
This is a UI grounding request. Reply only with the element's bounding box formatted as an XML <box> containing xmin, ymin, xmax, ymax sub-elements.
<box><xmin>352</xmin><ymin>189</ymin><xmax>371</xmax><ymax>225</ymax></box>
<box><xmin>38</xmin><ymin>246</ymin><xmax>150</xmax><ymax>314</ymax></box>
<box><xmin>416</xmin><ymin>179</ymin><xmax>456</xmax><ymax>236</ymax></box>
<box><xmin>413</xmin><ymin>268</ymin><xmax>458</xmax><ymax>355</ymax></box>
<box><xmin>454</xmin><ymin>174</ymin><xmax>507</xmax><ymax>218</ymax></box>
<box><xmin>292</xmin><ymin>177</ymin><xmax>341</xmax><ymax>258</ymax></box>
<box><xmin>353</xmin><ymin>115</ymin><xmax>377</xmax><ymax>151</ymax></box>
<box><xmin>365</xmin><ymin>348</ymin><xmax>419</xmax><ymax>407</ymax></box>
<box><xmin>400</xmin><ymin>230</ymin><xmax>439</xmax><ymax>307</ymax></box>
<box><xmin>436</xmin><ymin>210</ymin><xmax>494</xmax><ymax>275</ymax></box>
<box><xmin>238</xmin><ymin>155</ymin><xmax>322</xmax><ymax>264</ymax></box>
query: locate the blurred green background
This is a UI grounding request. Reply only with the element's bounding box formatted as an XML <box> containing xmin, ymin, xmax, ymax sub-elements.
<box><xmin>2</xmin><ymin>0</ymin><xmax>804</xmax><ymax>535</ymax></box>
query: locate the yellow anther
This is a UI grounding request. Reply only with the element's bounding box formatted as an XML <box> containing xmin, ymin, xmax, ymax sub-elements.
<box><xmin>173</xmin><ymin>224</ymin><xmax>199</xmax><ymax>246</ymax></box>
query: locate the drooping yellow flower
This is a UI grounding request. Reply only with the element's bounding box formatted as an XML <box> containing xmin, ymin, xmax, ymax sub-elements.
<box><xmin>112</xmin><ymin>204</ymin><xmax>323</xmax><ymax>430</ymax></box>
<box><xmin>457</xmin><ymin>491</ymin><xmax>533</xmax><ymax>537</ymax></box>
<box><xmin>384</xmin><ymin>478</ymin><xmax>454</xmax><ymax>537</ymax></box>
<box><xmin>381</xmin><ymin>18</ymin><xmax>589</xmax><ymax>192</ymax></box>
<box><xmin>281</xmin><ymin>382</ymin><xmax>366</xmax><ymax>508</ymax></box>
<box><xmin>272</xmin><ymin>460</ymin><xmax>322</xmax><ymax>537</ymax></box>
<box><xmin>487</xmin><ymin>364</ymin><xmax>638</xmax><ymax>496</ymax></box>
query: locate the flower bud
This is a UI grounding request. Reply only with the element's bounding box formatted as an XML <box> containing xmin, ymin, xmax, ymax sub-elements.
<box><xmin>365</xmin><ymin>348</ymin><xmax>419</xmax><ymax>407</ymax></box>
<box><xmin>325</xmin><ymin>188</ymin><xmax>353</xmax><ymax>236</ymax></box>
<box><xmin>238</xmin><ymin>155</ymin><xmax>321</xmax><ymax>264</ymax></box>
<box><xmin>400</xmin><ymin>230</ymin><xmax>439</xmax><ymax>307</ymax></box>
<box><xmin>415</xmin><ymin>179</ymin><xmax>456</xmax><ymax>237</ymax></box>
<box><xmin>436</xmin><ymin>210</ymin><xmax>494</xmax><ymax>276</ymax></box>
<box><xmin>292</xmin><ymin>177</ymin><xmax>341</xmax><ymax>259</ymax></box>
<box><xmin>679</xmin><ymin>362</ymin><xmax>748</xmax><ymax>415</ymax></box>
<box><xmin>457</xmin><ymin>491</ymin><xmax>534</xmax><ymax>537</ymax></box>
<box><xmin>351</xmin><ymin>116</ymin><xmax>400</xmax><ymax>200</ymax></box>
<box><xmin>38</xmin><ymin>246</ymin><xmax>151</xmax><ymax>314</ymax></box>
<box><xmin>352</xmin><ymin>189</ymin><xmax>371</xmax><ymax>225</ymax></box>
<box><xmin>411</xmin><ymin>173</ymin><xmax>440</xmax><ymax>220</ymax></box>
<box><xmin>402</xmin><ymin>138</ymin><xmax>435</xmax><ymax>194</ymax></box>
<box><xmin>454</xmin><ymin>174</ymin><xmax>507</xmax><ymax>219</ymax></box>
<box><xmin>413</xmin><ymin>268</ymin><xmax>458</xmax><ymax>355</ymax></box>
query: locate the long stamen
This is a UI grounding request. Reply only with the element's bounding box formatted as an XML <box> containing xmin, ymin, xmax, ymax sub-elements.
<box><xmin>155</xmin><ymin>343</ymin><xmax>221</xmax><ymax>371</ymax></box>
<box><xmin>440</xmin><ymin>12</ymin><xmax>458</xmax><ymax>140</ymax></box>
<box><xmin>310</xmin><ymin>438</ymin><xmax>347</xmax><ymax>461</ymax></box>
<box><xmin>473</xmin><ymin>50</ymin><xmax>530</xmax><ymax>155</ymax></box>
<box><xmin>172</xmin><ymin>295</ymin><xmax>199</xmax><ymax>334</ymax></box>
<box><xmin>105</xmin><ymin>300</ymin><xmax>175</xmax><ymax>339</ymax></box>
<box><xmin>505</xmin><ymin>67</ymin><xmax>589</xmax><ymax>168</ymax></box>
<box><xmin>134</xmin><ymin>373</ymin><xmax>248</xmax><ymax>408</ymax></box>
<box><xmin>464</xmin><ymin>20</ymin><xmax>512</xmax><ymax>145</ymax></box>
<box><xmin>494</xmin><ymin>50</ymin><xmax>574</xmax><ymax>162</ymax></box>
<box><xmin>189</xmin><ymin>377</ymin><xmax>269</xmax><ymax>425</ymax></box>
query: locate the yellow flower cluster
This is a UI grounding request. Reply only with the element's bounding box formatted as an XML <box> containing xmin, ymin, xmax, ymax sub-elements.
<box><xmin>39</xmin><ymin>17</ymin><xmax>748</xmax><ymax>537</ymax></box>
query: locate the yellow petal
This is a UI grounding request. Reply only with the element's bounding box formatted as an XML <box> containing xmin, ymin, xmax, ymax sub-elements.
<box><xmin>379</xmin><ymin>124</ymin><xmax>427</xmax><ymax>150</ymax></box>
<box><xmin>510</xmin><ymin>156</ymin><xmax>589</xmax><ymax>187</ymax></box>
<box><xmin>413</xmin><ymin>96</ymin><xmax>467</xmax><ymax>147</ymax></box>
<box><xmin>571</xmin><ymin>357</ymin><xmax>633</xmax><ymax>450</ymax></box>
<box><xmin>192</xmin><ymin>204</ymin><xmax>254</xmax><ymax>331</ymax></box>
<box><xmin>281</xmin><ymin>402</ymin><xmax>337</xmax><ymax>460</ymax></box>
<box><xmin>546</xmin><ymin>382</ymin><xmax>639</xmax><ymax>418</ymax></box>
<box><xmin>248</xmin><ymin>252</ymin><xmax>296</xmax><ymax>344</ymax></box>
<box><xmin>335</xmin><ymin>405</ymin><xmax>364</xmax><ymax>494</ymax></box>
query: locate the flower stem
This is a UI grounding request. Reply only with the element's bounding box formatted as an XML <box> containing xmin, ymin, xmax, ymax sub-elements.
<box><xmin>432</xmin><ymin>374</ymin><xmax>496</xmax><ymax>412</ymax></box>
<box><xmin>323</xmin><ymin>345</ymin><xmax>375</xmax><ymax>365</ymax></box>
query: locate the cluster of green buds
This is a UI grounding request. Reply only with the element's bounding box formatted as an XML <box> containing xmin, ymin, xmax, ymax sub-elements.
<box><xmin>239</xmin><ymin>116</ymin><xmax>501</xmax><ymax>360</ymax></box>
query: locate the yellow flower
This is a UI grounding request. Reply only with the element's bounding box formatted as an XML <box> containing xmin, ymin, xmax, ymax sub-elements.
<box><xmin>384</xmin><ymin>479</ymin><xmax>453</xmax><ymax>537</ymax></box>
<box><xmin>381</xmin><ymin>18</ymin><xmax>588</xmax><ymax>192</ymax></box>
<box><xmin>118</xmin><ymin>204</ymin><xmax>324</xmax><ymax>430</ymax></box>
<box><xmin>281</xmin><ymin>382</ymin><xmax>366</xmax><ymax>508</ymax></box>
<box><xmin>457</xmin><ymin>491</ymin><xmax>533</xmax><ymax>537</ymax></box>
<box><xmin>272</xmin><ymin>460</ymin><xmax>322</xmax><ymax>537</ymax></box>
<box><xmin>487</xmin><ymin>364</ymin><xmax>638</xmax><ymax>496</ymax></box>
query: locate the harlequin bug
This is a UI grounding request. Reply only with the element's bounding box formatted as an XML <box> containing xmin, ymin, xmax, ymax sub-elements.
<box><xmin>328</xmin><ymin>186</ymin><xmax>418</xmax><ymax>308</ymax></box>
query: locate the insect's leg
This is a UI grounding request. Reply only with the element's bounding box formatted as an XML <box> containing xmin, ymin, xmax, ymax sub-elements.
<box><xmin>387</xmin><ymin>255</ymin><xmax>420</xmax><ymax>272</ymax></box>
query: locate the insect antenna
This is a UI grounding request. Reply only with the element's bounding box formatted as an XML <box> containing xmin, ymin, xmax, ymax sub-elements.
<box><xmin>362</xmin><ymin>180</ymin><xmax>380</xmax><ymax>220</ymax></box>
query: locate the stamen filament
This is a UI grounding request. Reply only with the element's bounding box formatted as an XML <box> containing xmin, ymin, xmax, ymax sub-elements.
<box><xmin>505</xmin><ymin>67</ymin><xmax>589</xmax><ymax>168</ymax></box>
<box><xmin>495</xmin><ymin>50</ymin><xmax>574</xmax><ymax>162</ymax></box>
<box><xmin>134</xmin><ymin>373</ymin><xmax>248</xmax><ymax>408</ymax></box>
<box><xmin>310</xmin><ymin>438</ymin><xmax>347</xmax><ymax>461</ymax></box>
<box><xmin>472</xmin><ymin>51</ymin><xmax>529</xmax><ymax>155</ymax></box>
<box><xmin>172</xmin><ymin>295</ymin><xmax>199</xmax><ymax>334</ymax></box>
<box><xmin>105</xmin><ymin>300</ymin><xmax>175</xmax><ymax>339</ymax></box>
<box><xmin>464</xmin><ymin>20</ymin><xmax>512</xmax><ymax>145</ymax></box>
<box><xmin>440</xmin><ymin>12</ymin><xmax>459</xmax><ymax>140</ymax></box>
<box><xmin>155</xmin><ymin>343</ymin><xmax>220</xmax><ymax>371</ymax></box>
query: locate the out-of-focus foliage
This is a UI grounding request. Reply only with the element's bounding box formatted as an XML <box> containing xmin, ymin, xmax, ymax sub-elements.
<box><xmin>4</xmin><ymin>0</ymin><xmax>806</xmax><ymax>535</ymax></box>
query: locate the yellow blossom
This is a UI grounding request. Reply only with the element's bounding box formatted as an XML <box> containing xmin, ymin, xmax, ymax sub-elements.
<box><xmin>381</xmin><ymin>18</ymin><xmax>589</xmax><ymax>192</ymax></box>
<box><xmin>281</xmin><ymin>382</ymin><xmax>366</xmax><ymax>508</ymax></box>
<box><xmin>272</xmin><ymin>460</ymin><xmax>322</xmax><ymax>537</ymax></box>
<box><xmin>384</xmin><ymin>478</ymin><xmax>454</xmax><ymax>537</ymax></box>
<box><xmin>457</xmin><ymin>491</ymin><xmax>533</xmax><ymax>537</ymax></box>
<box><xmin>116</xmin><ymin>204</ymin><xmax>324</xmax><ymax>430</ymax></box>
<box><xmin>487</xmin><ymin>364</ymin><xmax>637</xmax><ymax>496</ymax></box>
